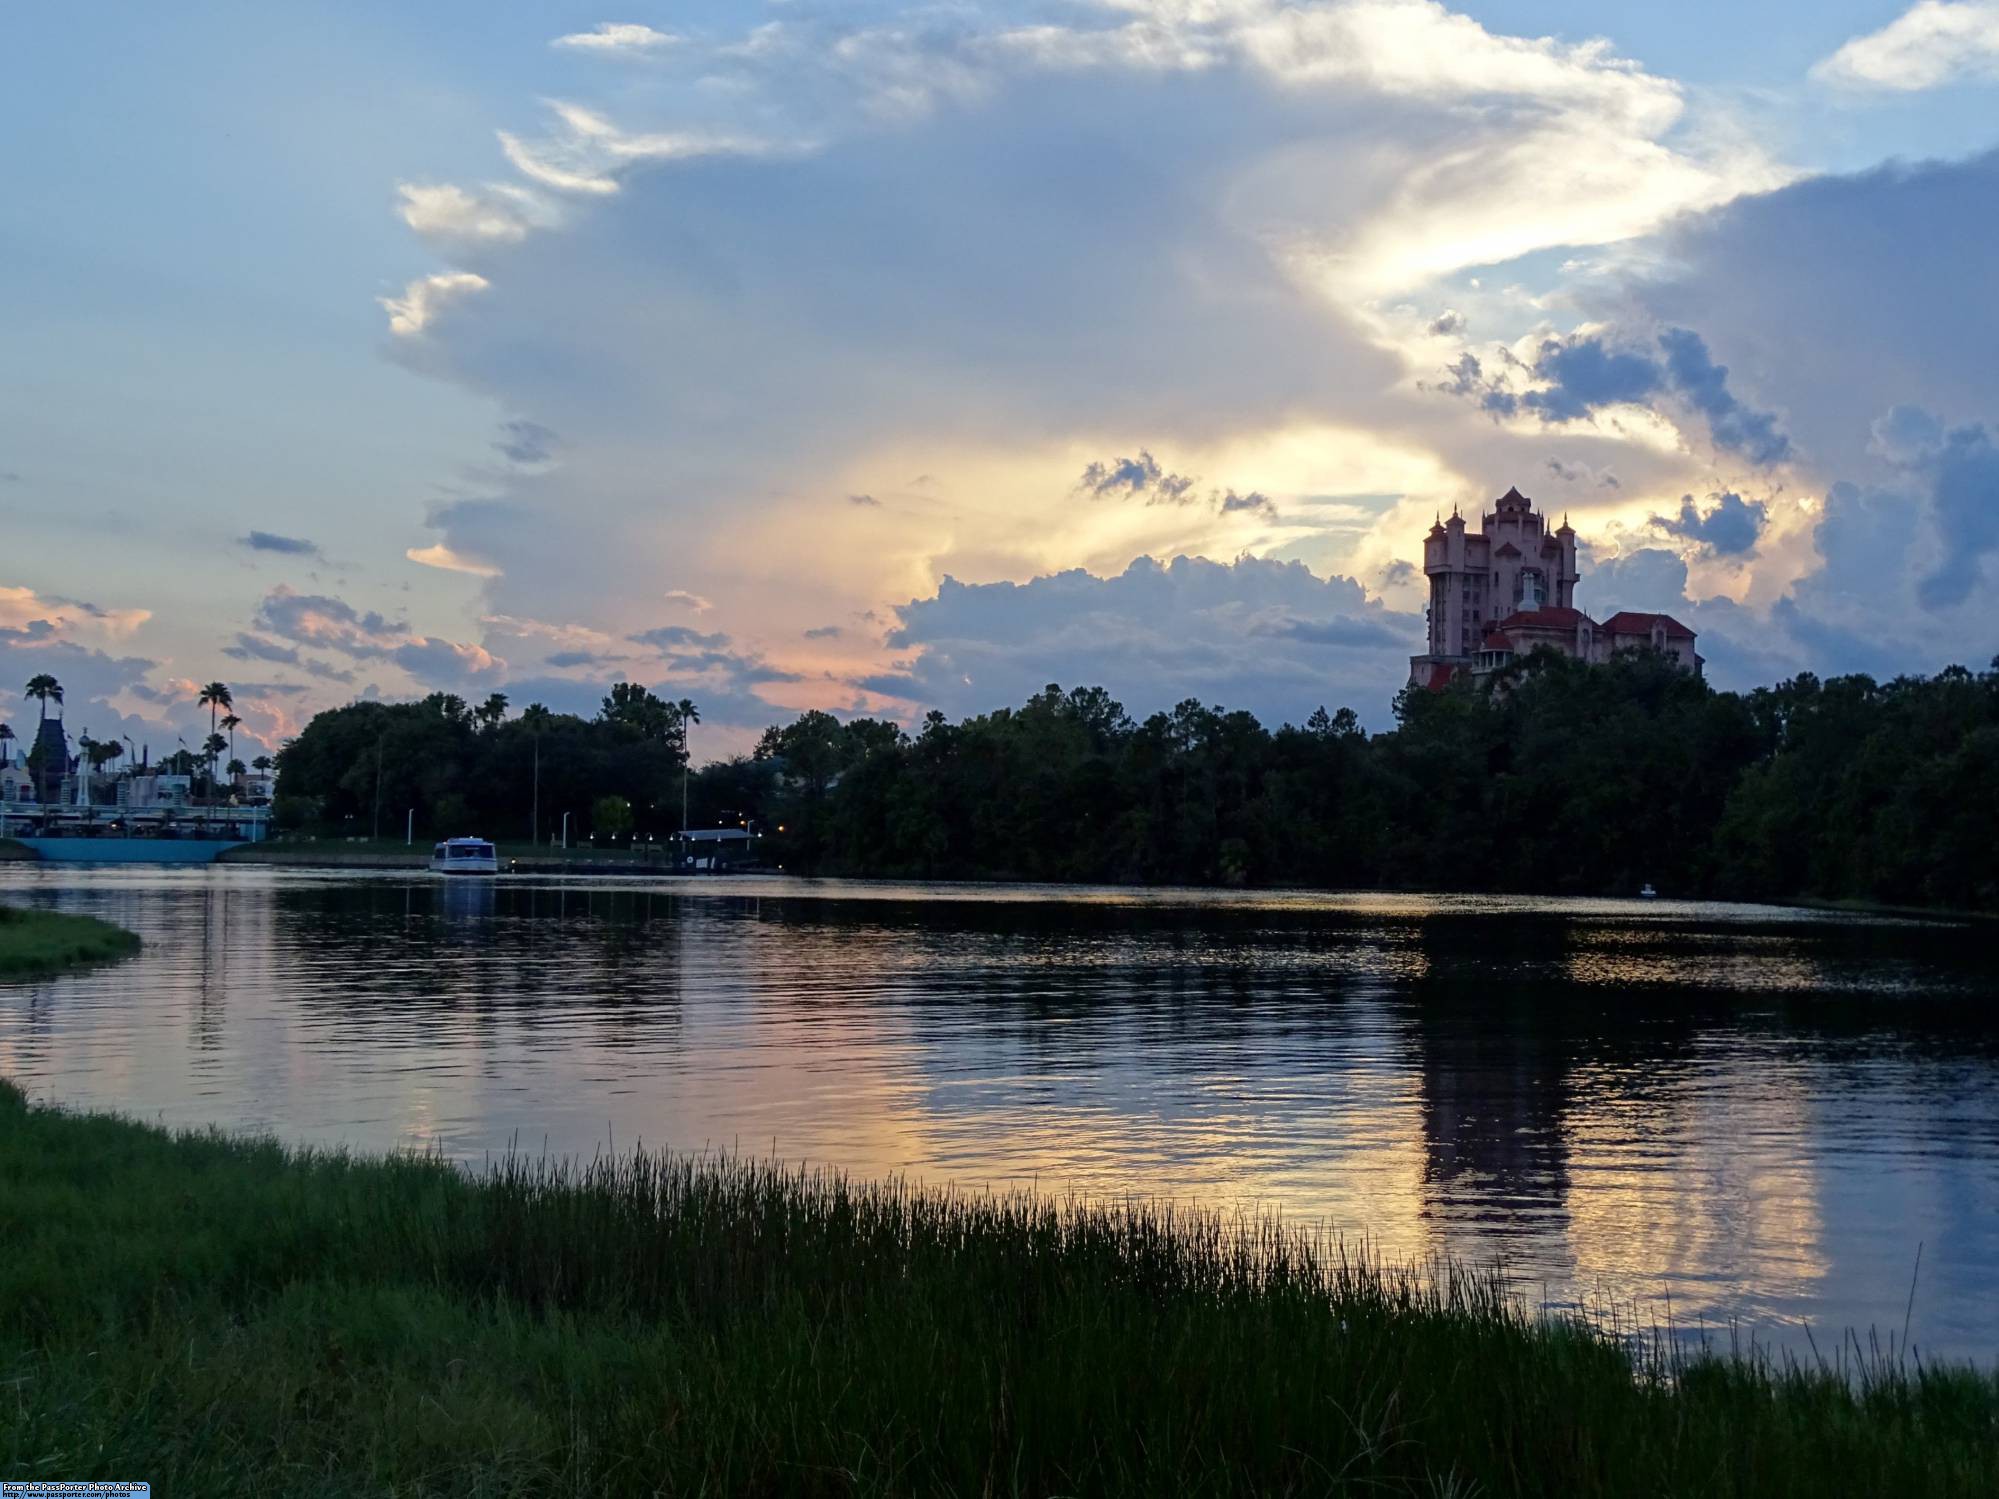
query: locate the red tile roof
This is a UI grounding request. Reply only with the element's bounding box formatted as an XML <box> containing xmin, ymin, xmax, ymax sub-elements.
<box><xmin>1481</xmin><ymin>632</ymin><xmax>1512</xmax><ymax>650</ymax></box>
<box><xmin>1419</xmin><ymin>662</ymin><xmax>1458</xmax><ymax>691</ymax></box>
<box><xmin>1494</xmin><ymin>606</ymin><xmax>1591</xmax><ymax>631</ymax></box>
<box><xmin>1601</xmin><ymin>610</ymin><xmax>1695</xmax><ymax>640</ymax></box>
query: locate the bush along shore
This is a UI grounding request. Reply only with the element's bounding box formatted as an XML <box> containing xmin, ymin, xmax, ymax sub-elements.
<box><xmin>2</xmin><ymin>1083</ymin><xmax>1994</xmax><ymax>1496</ymax></box>
<box><xmin>0</xmin><ymin>906</ymin><xmax>139</xmax><ymax>976</ymax></box>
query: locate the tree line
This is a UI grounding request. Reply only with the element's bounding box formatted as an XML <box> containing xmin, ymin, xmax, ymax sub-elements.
<box><xmin>270</xmin><ymin>653</ymin><xmax>1999</xmax><ymax>910</ymax></box>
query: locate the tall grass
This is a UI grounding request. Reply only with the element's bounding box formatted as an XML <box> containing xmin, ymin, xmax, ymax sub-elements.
<box><xmin>0</xmin><ymin>904</ymin><xmax>139</xmax><ymax>975</ymax></box>
<box><xmin>0</xmin><ymin>1080</ymin><xmax>1992</xmax><ymax>1496</ymax></box>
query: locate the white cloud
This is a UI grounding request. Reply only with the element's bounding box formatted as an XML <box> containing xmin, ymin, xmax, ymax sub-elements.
<box><xmin>395</xmin><ymin>183</ymin><xmax>543</xmax><ymax>243</ymax></box>
<box><xmin>497</xmin><ymin>130</ymin><xmax>620</xmax><ymax>195</ymax></box>
<box><xmin>552</xmin><ymin>22</ymin><xmax>681</xmax><ymax>55</ymax></box>
<box><xmin>1814</xmin><ymin>2</ymin><xmax>1999</xmax><ymax>91</ymax></box>
<box><xmin>370</xmin><ymin>1</ymin><xmax>1842</xmax><ymax>721</ymax></box>
<box><xmin>1</xmin><ymin>584</ymin><xmax>151</xmax><ymax>642</ymax></box>
<box><xmin>406</xmin><ymin>543</ymin><xmax>503</xmax><ymax>578</ymax></box>
<box><xmin>378</xmin><ymin>271</ymin><xmax>489</xmax><ymax>337</ymax></box>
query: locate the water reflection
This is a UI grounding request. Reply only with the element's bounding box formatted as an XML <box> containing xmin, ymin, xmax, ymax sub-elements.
<box><xmin>2</xmin><ymin>866</ymin><xmax>1996</xmax><ymax>1363</ymax></box>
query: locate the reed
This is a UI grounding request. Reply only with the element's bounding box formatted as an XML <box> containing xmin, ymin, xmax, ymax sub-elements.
<box><xmin>0</xmin><ymin>904</ymin><xmax>139</xmax><ymax>975</ymax></box>
<box><xmin>0</xmin><ymin>1080</ymin><xmax>1991</xmax><ymax>1496</ymax></box>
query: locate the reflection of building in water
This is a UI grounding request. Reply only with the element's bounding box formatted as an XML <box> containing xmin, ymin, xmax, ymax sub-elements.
<box><xmin>1409</xmin><ymin>908</ymin><xmax>1832</xmax><ymax>1334</ymax></box>
<box><xmin>1415</xmin><ymin>1013</ymin><xmax>1575</xmax><ymax>1240</ymax></box>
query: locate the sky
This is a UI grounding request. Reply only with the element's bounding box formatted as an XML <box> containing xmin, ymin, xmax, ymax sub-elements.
<box><xmin>4</xmin><ymin>1</ymin><xmax>1998</xmax><ymax>762</ymax></box>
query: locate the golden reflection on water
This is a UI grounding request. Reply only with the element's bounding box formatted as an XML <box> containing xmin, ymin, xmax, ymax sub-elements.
<box><xmin>1</xmin><ymin>867</ymin><xmax>1993</xmax><ymax>1361</ymax></box>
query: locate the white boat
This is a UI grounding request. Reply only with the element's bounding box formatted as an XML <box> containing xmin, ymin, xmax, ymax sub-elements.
<box><xmin>1638</xmin><ymin>882</ymin><xmax>1658</xmax><ymax>899</ymax></box>
<box><xmin>430</xmin><ymin>837</ymin><xmax>498</xmax><ymax>875</ymax></box>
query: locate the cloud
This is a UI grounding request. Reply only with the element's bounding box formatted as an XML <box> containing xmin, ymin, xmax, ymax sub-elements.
<box><xmin>1218</xmin><ymin>488</ymin><xmax>1278</xmax><ymax>520</ymax></box>
<box><xmin>1575</xmin><ymin>548</ymin><xmax>1793</xmax><ymax>688</ymax></box>
<box><xmin>552</xmin><ymin>22</ymin><xmax>681</xmax><ymax>54</ymax></box>
<box><xmin>803</xmin><ymin>625</ymin><xmax>844</xmax><ymax>640</ymax></box>
<box><xmin>370</xmin><ymin>1</ymin><xmax>1802</xmax><ymax>719</ymax></box>
<box><xmin>1079</xmin><ymin>451</ymin><xmax>1199</xmax><ymax>504</ymax></box>
<box><xmin>494</xmin><ymin>418</ymin><xmax>558</xmax><ymax>464</ymax></box>
<box><xmin>1649</xmin><ymin>491</ymin><xmax>1769</xmax><ymax>557</ymax></box>
<box><xmin>1656</xmin><ymin>328</ymin><xmax>1793</xmax><ymax>466</ymax></box>
<box><xmin>222</xmin><ymin>632</ymin><xmax>302</xmax><ymax>666</ymax></box>
<box><xmin>239</xmin><ymin>530</ymin><xmax>320</xmax><ymax>557</ymax></box>
<box><xmin>661</xmin><ymin>590</ymin><xmax>712</xmax><ymax>611</ymax></box>
<box><xmin>1813</xmin><ymin>2</ymin><xmax>1999</xmax><ymax>91</ymax></box>
<box><xmin>0</xmin><ymin>584</ymin><xmax>150</xmax><ymax>643</ymax></box>
<box><xmin>392</xmin><ymin>636</ymin><xmax>503</xmax><ymax>684</ymax></box>
<box><xmin>1546</xmin><ymin>458</ymin><xmax>1620</xmax><ymax>489</ymax></box>
<box><xmin>544</xmin><ymin>649</ymin><xmax>629</xmax><ymax>669</ymax></box>
<box><xmin>1611</xmin><ymin>151</ymin><xmax>1997</xmax><ymax>482</ymax></box>
<box><xmin>301</xmin><ymin>658</ymin><xmax>358</xmax><ymax>685</ymax></box>
<box><xmin>1865</xmin><ymin>411</ymin><xmax>1999</xmax><ymax>611</ymax></box>
<box><xmin>253</xmin><ymin>586</ymin><xmax>403</xmax><ymax>657</ymax></box>
<box><xmin>395</xmin><ymin>183</ymin><xmax>540</xmax><ymax>244</ymax></box>
<box><xmin>1078</xmin><ymin>454</ymin><xmax>1278</xmax><ymax>519</ymax></box>
<box><xmin>883</xmin><ymin>554</ymin><xmax>1418</xmax><ymax>728</ymax></box>
<box><xmin>1519</xmin><ymin>336</ymin><xmax>1663</xmax><ymax>422</ymax></box>
<box><xmin>1453</xmin><ymin>326</ymin><xmax>1790</xmax><ymax>464</ymax></box>
<box><xmin>628</xmin><ymin>624</ymin><xmax>730</xmax><ymax>652</ymax></box>
<box><xmin>379</xmin><ymin>272</ymin><xmax>488</xmax><ymax>337</ymax></box>
<box><xmin>406</xmin><ymin>544</ymin><xmax>503</xmax><ymax>578</ymax></box>
<box><xmin>247</xmin><ymin>585</ymin><xmax>497</xmax><ymax>688</ymax></box>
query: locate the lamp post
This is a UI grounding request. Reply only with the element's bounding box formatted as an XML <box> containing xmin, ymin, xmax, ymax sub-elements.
<box><xmin>560</xmin><ymin>810</ymin><xmax>570</xmax><ymax>850</ymax></box>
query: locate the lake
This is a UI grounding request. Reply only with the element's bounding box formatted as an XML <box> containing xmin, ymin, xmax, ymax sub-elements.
<box><xmin>3</xmin><ymin>864</ymin><xmax>1995</xmax><ymax>1363</ymax></box>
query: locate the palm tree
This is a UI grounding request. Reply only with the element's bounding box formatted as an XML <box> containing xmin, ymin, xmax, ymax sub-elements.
<box><xmin>674</xmin><ymin>698</ymin><xmax>701</xmax><ymax>833</ymax></box>
<box><xmin>0</xmin><ymin>722</ymin><xmax>14</xmax><ymax>767</ymax></box>
<box><xmin>202</xmin><ymin>734</ymin><xmax>227</xmax><ymax>797</ymax></box>
<box><xmin>227</xmin><ymin>758</ymin><xmax>247</xmax><ymax>779</ymax></box>
<box><xmin>25</xmin><ymin>674</ymin><xmax>62</xmax><ymax>724</ymax></box>
<box><xmin>521</xmin><ymin>702</ymin><xmax>552</xmax><ymax>844</ymax></box>
<box><xmin>220</xmin><ymin>713</ymin><xmax>242</xmax><ymax>769</ymax></box>
<box><xmin>476</xmin><ymin>692</ymin><xmax>509</xmax><ymax>732</ymax></box>
<box><xmin>197</xmin><ymin>682</ymin><xmax>231</xmax><ymax>794</ymax></box>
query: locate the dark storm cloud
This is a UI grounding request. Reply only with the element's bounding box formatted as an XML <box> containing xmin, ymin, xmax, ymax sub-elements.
<box><xmin>1446</xmin><ymin>328</ymin><xmax>1791</xmax><ymax>466</ymax></box>
<box><xmin>1078</xmin><ymin>451</ymin><xmax>1199</xmax><ymax>504</ymax></box>
<box><xmin>1886</xmin><ymin>415</ymin><xmax>1999</xmax><ymax>612</ymax></box>
<box><xmin>1657</xmin><ymin>329</ymin><xmax>1792</xmax><ymax>466</ymax></box>
<box><xmin>1650</xmin><ymin>491</ymin><xmax>1769</xmax><ymax>557</ymax></box>
<box><xmin>1520</xmin><ymin>336</ymin><xmax>1664</xmax><ymax>422</ymax></box>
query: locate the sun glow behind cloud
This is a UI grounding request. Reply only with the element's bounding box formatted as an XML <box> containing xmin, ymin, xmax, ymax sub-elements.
<box><xmin>12</xmin><ymin>1</ymin><xmax>1992</xmax><ymax>753</ymax></box>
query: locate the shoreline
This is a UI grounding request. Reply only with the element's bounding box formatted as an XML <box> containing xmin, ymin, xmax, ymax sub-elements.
<box><xmin>2</xmin><ymin>1078</ymin><xmax>1992</xmax><ymax>1495</ymax></box>
<box><xmin>200</xmin><ymin>843</ymin><xmax>1999</xmax><ymax>919</ymax></box>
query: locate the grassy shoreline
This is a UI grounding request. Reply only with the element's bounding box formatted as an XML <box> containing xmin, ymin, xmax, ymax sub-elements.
<box><xmin>0</xmin><ymin>905</ymin><xmax>140</xmax><ymax>975</ymax></box>
<box><xmin>2</xmin><ymin>1083</ymin><xmax>1993</xmax><ymax>1495</ymax></box>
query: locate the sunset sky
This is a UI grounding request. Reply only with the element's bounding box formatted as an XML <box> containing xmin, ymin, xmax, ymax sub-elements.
<box><xmin>5</xmin><ymin>1</ymin><xmax>1998</xmax><ymax>759</ymax></box>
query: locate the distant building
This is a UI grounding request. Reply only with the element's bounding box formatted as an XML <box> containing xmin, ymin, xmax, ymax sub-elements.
<box><xmin>1410</xmin><ymin>486</ymin><xmax>1700</xmax><ymax>689</ymax></box>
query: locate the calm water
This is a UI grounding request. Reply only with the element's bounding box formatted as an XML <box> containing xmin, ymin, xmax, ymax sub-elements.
<box><xmin>4</xmin><ymin>865</ymin><xmax>1997</xmax><ymax>1362</ymax></box>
